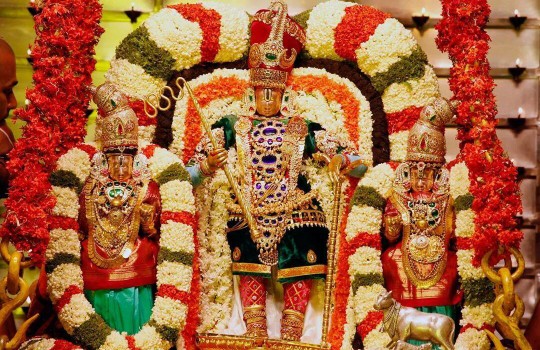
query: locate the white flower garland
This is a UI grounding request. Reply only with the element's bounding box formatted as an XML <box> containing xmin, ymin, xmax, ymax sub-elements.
<box><xmin>45</xmin><ymin>144</ymin><xmax>195</xmax><ymax>350</ymax></box>
<box><xmin>305</xmin><ymin>0</ymin><xmax>352</xmax><ymax>60</ymax></box>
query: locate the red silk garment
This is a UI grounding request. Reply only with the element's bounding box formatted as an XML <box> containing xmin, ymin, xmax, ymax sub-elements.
<box><xmin>382</xmin><ymin>242</ymin><xmax>462</xmax><ymax>308</ymax></box>
<box><xmin>283</xmin><ymin>280</ymin><xmax>312</xmax><ymax>314</ymax></box>
<box><xmin>79</xmin><ymin>180</ymin><xmax>161</xmax><ymax>290</ymax></box>
<box><xmin>240</xmin><ymin>275</ymin><xmax>267</xmax><ymax>307</ymax></box>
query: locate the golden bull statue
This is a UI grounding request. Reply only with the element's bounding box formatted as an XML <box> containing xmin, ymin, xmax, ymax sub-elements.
<box><xmin>374</xmin><ymin>291</ymin><xmax>454</xmax><ymax>350</ymax></box>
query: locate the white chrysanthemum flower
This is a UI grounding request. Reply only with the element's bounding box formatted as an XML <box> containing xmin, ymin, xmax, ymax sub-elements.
<box><xmin>106</xmin><ymin>58</ymin><xmax>165</xmax><ymax>99</ymax></box>
<box><xmin>160</xmin><ymin>222</ymin><xmax>195</xmax><ymax>253</ymax></box>
<box><xmin>455</xmin><ymin>209</ymin><xmax>475</xmax><ymax>238</ymax></box>
<box><xmin>160</xmin><ymin>180</ymin><xmax>196</xmax><ymax>214</ymax></box>
<box><xmin>57</xmin><ymin>147</ymin><xmax>92</xmax><ymax>182</ymax></box>
<box><xmin>359</xmin><ymin>163</ymin><xmax>395</xmax><ymax>198</ymax></box>
<box><xmin>306</xmin><ymin>0</ymin><xmax>353</xmax><ymax>60</ymax></box>
<box><xmin>151</xmin><ymin>296</ymin><xmax>188</xmax><ymax>329</ymax></box>
<box><xmin>455</xmin><ymin>328</ymin><xmax>491</xmax><ymax>350</ymax></box>
<box><xmin>389</xmin><ymin>130</ymin><xmax>408</xmax><ymax>162</ymax></box>
<box><xmin>148</xmin><ymin>147</ymin><xmax>181</xmax><ymax>178</ymax></box>
<box><xmin>363</xmin><ymin>322</ymin><xmax>392</xmax><ymax>350</ymax></box>
<box><xmin>58</xmin><ymin>294</ymin><xmax>94</xmax><ymax>334</ymax></box>
<box><xmin>346</xmin><ymin>205</ymin><xmax>383</xmax><ymax>239</ymax></box>
<box><xmin>145</xmin><ymin>8</ymin><xmax>203</xmax><ymax>70</ymax></box>
<box><xmin>382</xmin><ymin>66</ymin><xmax>439</xmax><ymax>114</ymax></box>
<box><xmin>100</xmin><ymin>331</ymin><xmax>129</xmax><ymax>350</ymax></box>
<box><xmin>51</xmin><ymin>186</ymin><xmax>80</xmax><ymax>219</ymax></box>
<box><xmin>456</xmin><ymin>250</ymin><xmax>486</xmax><ymax>280</ymax></box>
<box><xmin>205</xmin><ymin>2</ymin><xmax>250</xmax><ymax>62</ymax></box>
<box><xmin>450</xmin><ymin>162</ymin><xmax>471</xmax><ymax>198</ymax></box>
<box><xmin>139</xmin><ymin>125</ymin><xmax>156</xmax><ymax>145</ymax></box>
<box><xmin>157</xmin><ymin>261</ymin><xmax>193</xmax><ymax>291</ymax></box>
<box><xmin>46</xmin><ymin>229</ymin><xmax>81</xmax><ymax>260</ymax></box>
<box><xmin>349</xmin><ymin>246</ymin><xmax>383</xmax><ymax>276</ymax></box>
<box><xmin>47</xmin><ymin>263</ymin><xmax>84</xmax><ymax>303</ymax></box>
<box><xmin>353</xmin><ymin>284</ymin><xmax>386</xmax><ymax>323</ymax></box>
<box><xmin>356</xmin><ymin>18</ymin><xmax>417</xmax><ymax>76</ymax></box>
<box><xmin>461</xmin><ymin>304</ymin><xmax>495</xmax><ymax>328</ymax></box>
<box><xmin>134</xmin><ymin>325</ymin><xmax>171</xmax><ymax>350</ymax></box>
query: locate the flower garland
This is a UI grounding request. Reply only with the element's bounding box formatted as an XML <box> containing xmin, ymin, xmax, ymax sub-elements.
<box><xmin>21</xmin><ymin>338</ymin><xmax>83</xmax><ymax>350</ymax></box>
<box><xmin>305</xmin><ymin>0</ymin><xmax>439</xmax><ymax>162</ymax></box>
<box><xmin>437</xmin><ymin>0</ymin><xmax>523</xmax><ymax>347</ymax></box>
<box><xmin>44</xmin><ymin>143</ymin><xmax>198</xmax><ymax>350</ymax></box>
<box><xmin>0</xmin><ymin>0</ymin><xmax>103</xmax><ymax>264</ymax></box>
<box><xmin>107</xmin><ymin>2</ymin><xmax>249</xmax><ymax>100</ymax></box>
<box><xmin>336</xmin><ymin>163</ymin><xmax>395</xmax><ymax>349</ymax></box>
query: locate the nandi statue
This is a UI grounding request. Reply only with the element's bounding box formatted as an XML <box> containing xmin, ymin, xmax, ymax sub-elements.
<box><xmin>373</xmin><ymin>291</ymin><xmax>455</xmax><ymax>350</ymax></box>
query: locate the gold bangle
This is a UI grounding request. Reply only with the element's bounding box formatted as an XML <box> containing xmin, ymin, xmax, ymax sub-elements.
<box><xmin>200</xmin><ymin>159</ymin><xmax>214</xmax><ymax>176</ymax></box>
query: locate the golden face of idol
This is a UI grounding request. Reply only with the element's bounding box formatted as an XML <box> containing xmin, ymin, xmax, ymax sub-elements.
<box><xmin>255</xmin><ymin>87</ymin><xmax>283</xmax><ymax>117</ymax></box>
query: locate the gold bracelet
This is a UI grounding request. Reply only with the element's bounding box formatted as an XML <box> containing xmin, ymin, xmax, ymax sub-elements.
<box><xmin>200</xmin><ymin>159</ymin><xmax>214</xmax><ymax>176</ymax></box>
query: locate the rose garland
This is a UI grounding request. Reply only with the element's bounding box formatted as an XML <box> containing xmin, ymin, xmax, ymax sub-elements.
<box><xmin>436</xmin><ymin>0</ymin><xmax>523</xmax><ymax>348</ymax></box>
<box><xmin>0</xmin><ymin>0</ymin><xmax>103</xmax><ymax>264</ymax></box>
<box><xmin>44</xmin><ymin>143</ymin><xmax>199</xmax><ymax>350</ymax></box>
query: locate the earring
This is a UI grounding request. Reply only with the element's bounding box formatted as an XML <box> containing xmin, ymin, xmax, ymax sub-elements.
<box><xmin>90</xmin><ymin>152</ymin><xmax>110</xmax><ymax>183</ymax></box>
<box><xmin>242</xmin><ymin>87</ymin><xmax>256</xmax><ymax>116</ymax></box>
<box><xmin>280</xmin><ymin>89</ymin><xmax>296</xmax><ymax>117</ymax></box>
<box><xmin>132</xmin><ymin>153</ymin><xmax>151</xmax><ymax>182</ymax></box>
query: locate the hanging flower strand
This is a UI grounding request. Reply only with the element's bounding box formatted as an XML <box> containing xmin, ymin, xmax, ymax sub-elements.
<box><xmin>0</xmin><ymin>0</ymin><xmax>104</xmax><ymax>264</ymax></box>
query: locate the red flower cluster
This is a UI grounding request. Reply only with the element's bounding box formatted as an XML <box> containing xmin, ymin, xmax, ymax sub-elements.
<box><xmin>386</xmin><ymin>106</ymin><xmax>422</xmax><ymax>134</ymax></box>
<box><xmin>357</xmin><ymin>311</ymin><xmax>384</xmax><ymax>339</ymax></box>
<box><xmin>170</xmin><ymin>4</ymin><xmax>222</xmax><ymax>62</ymax></box>
<box><xmin>436</xmin><ymin>1</ymin><xmax>522</xmax><ymax>265</ymax></box>
<box><xmin>50</xmin><ymin>339</ymin><xmax>83</xmax><ymax>350</ymax></box>
<box><xmin>0</xmin><ymin>0</ymin><xmax>103</xmax><ymax>264</ymax></box>
<box><xmin>334</xmin><ymin>5</ymin><xmax>390</xmax><ymax>61</ymax></box>
<box><xmin>129</xmin><ymin>99</ymin><xmax>157</xmax><ymax>127</ymax></box>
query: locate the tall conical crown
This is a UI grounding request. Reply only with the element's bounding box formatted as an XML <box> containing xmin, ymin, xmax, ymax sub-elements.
<box><xmin>92</xmin><ymin>82</ymin><xmax>138</xmax><ymax>153</ymax></box>
<box><xmin>406</xmin><ymin>98</ymin><xmax>457</xmax><ymax>163</ymax></box>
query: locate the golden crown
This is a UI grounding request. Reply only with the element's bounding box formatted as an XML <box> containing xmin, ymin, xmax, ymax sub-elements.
<box><xmin>91</xmin><ymin>82</ymin><xmax>138</xmax><ymax>152</ymax></box>
<box><xmin>406</xmin><ymin>98</ymin><xmax>457</xmax><ymax>164</ymax></box>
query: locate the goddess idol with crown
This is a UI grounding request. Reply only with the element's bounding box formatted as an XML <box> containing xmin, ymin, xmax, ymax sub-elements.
<box><xmin>190</xmin><ymin>0</ymin><xmax>368</xmax><ymax>343</ymax></box>
<box><xmin>381</xmin><ymin>98</ymin><xmax>461</xmax><ymax>349</ymax></box>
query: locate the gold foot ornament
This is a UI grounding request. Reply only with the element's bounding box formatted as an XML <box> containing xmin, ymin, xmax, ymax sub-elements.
<box><xmin>281</xmin><ymin>309</ymin><xmax>305</xmax><ymax>341</ymax></box>
<box><xmin>244</xmin><ymin>305</ymin><xmax>268</xmax><ymax>338</ymax></box>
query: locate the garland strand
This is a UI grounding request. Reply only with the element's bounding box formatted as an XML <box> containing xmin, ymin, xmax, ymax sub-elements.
<box><xmin>0</xmin><ymin>0</ymin><xmax>103</xmax><ymax>263</ymax></box>
<box><xmin>436</xmin><ymin>0</ymin><xmax>522</xmax><ymax>265</ymax></box>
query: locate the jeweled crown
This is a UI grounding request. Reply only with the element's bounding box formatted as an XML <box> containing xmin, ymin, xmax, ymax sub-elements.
<box><xmin>248</xmin><ymin>0</ymin><xmax>305</xmax><ymax>90</ymax></box>
<box><xmin>91</xmin><ymin>82</ymin><xmax>138</xmax><ymax>152</ymax></box>
<box><xmin>406</xmin><ymin>98</ymin><xmax>457</xmax><ymax>163</ymax></box>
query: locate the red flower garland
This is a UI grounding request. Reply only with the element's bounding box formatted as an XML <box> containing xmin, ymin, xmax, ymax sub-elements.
<box><xmin>334</xmin><ymin>6</ymin><xmax>390</xmax><ymax>61</ymax></box>
<box><xmin>436</xmin><ymin>1</ymin><xmax>522</xmax><ymax>262</ymax></box>
<box><xmin>0</xmin><ymin>0</ymin><xmax>103</xmax><ymax>264</ymax></box>
<box><xmin>169</xmin><ymin>4</ymin><xmax>222</xmax><ymax>62</ymax></box>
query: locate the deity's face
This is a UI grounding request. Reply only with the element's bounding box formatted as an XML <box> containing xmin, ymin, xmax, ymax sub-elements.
<box><xmin>107</xmin><ymin>153</ymin><xmax>134</xmax><ymax>182</ymax></box>
<box><xmin>0</xmin><ymin>41</ymin><xmax>18</xmax><ymax>121</ymax></box>
<box><xmin>255</xmin><ymin>87</ymin><xmax>283</xmax><ymax>117</ymax></box>
<box><xmin>410</xmin><ymin>165</ymin><xmax>435</xmax><ymax>193</ymax></box>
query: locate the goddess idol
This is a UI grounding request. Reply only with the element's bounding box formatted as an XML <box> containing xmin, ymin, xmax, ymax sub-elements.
<box><xmin>190</xmin><ymin>0</ymin><xmax>368</xmax><ymax>343</ymax></box>
<box><xmin>28</xmin><ymin>83</ymin><xmax>162</xmax><ymax>336</ymax></box>
<box><xmin>381</xmin><ymin>98</ymin><xmax>461</xmax><ymax>348</ymax></box>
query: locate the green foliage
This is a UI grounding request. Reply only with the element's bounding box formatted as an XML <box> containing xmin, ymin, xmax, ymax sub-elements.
<box><xmin>158</xmin><ymin>247</ymin><xmax>194</xmax><ymax>266</ymax></box>
<box><xmin>156</xmin><ymin>162</ymin><xmax>190</xmax><ymax>186</ymax></box>
<box><xmin>462</xmin><ymin>277</ymin><xmax>496</xmax><ymax>307</ymax></box>
<box><xmin>49</xmin><ymin>170</ymin><xmax>83</xmax><ymax>194</ymax></box>
<box><xmin>116</xmin><ymin>26</ymin><xmax>175</xmax><ymax>81</ymax></box>
<box><xmin>455</xmin><ymin>194</ymin><xmax>474</xmax><ymax>212</ymax></box>
<box><xmin>73</xmin><ymin>314</ymin><xmax>112</xmax><ymax>350</ymax></box>
<box><xmin>351</xmin><ymin>186</ymin><xmax>386</xmax><ymax>211</ymax></box>
<box><xmin>351</xmin><ymin>273</ymin><xmax>384</xmax><ymax>293</ymax></box>
<box><xmin>370</xmin><ymin>45</ymin><xmax>428</xmax><ymax>93</ymax></box>
<box><xmin>45</xmin><ymin>253</ymin><xmax>80</xmax><ymax>274</ymax></box>
<box><xmin>149</xmin><ymin>320</ymin><xmax>179</xmax><ymax>343</ymax></box>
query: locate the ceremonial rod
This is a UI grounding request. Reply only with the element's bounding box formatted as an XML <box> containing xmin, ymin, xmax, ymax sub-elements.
<box><xmin>177</xmin><ymin>77</ymin><xmax>259</xmax><ymax>240</ymax></box>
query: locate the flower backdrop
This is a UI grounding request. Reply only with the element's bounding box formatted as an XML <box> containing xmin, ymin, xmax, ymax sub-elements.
<box><xmin>4</xmin><ymin>0</ymin><xmax>525</xmax><ymax>349</ymax></box>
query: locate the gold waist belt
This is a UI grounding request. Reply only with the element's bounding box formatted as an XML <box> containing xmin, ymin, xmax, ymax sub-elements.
<box><xmin>228</xmin><ymin>209</ymin><xmax>327</xmax><ymax>233</ymax></box>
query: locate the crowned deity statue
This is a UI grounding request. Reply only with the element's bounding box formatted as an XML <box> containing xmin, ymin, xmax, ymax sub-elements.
<box><xmin>29</xmin><ymin>83</ymin><xmax>162</xmax><ymax>336</ymax></box>
<box><xmin>381</xmin><ymin>98</ymin><xmax>461</xmax><ymax>348</ymax></box>
<box><xmin>188</xmin><ymin>0</ymin><xmax>368</xmax><ymax>342</ymax></box>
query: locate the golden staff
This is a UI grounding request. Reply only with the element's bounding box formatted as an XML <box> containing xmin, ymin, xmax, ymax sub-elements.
<box><xmin>176</xmin><ymin>77</ymin><xmax>258</xmax><ymax>240</ymax></box>
<box><xmin>315</xmin><ymin>154</ymin><xmax>366</xmax><ymax>348</ymax></box>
